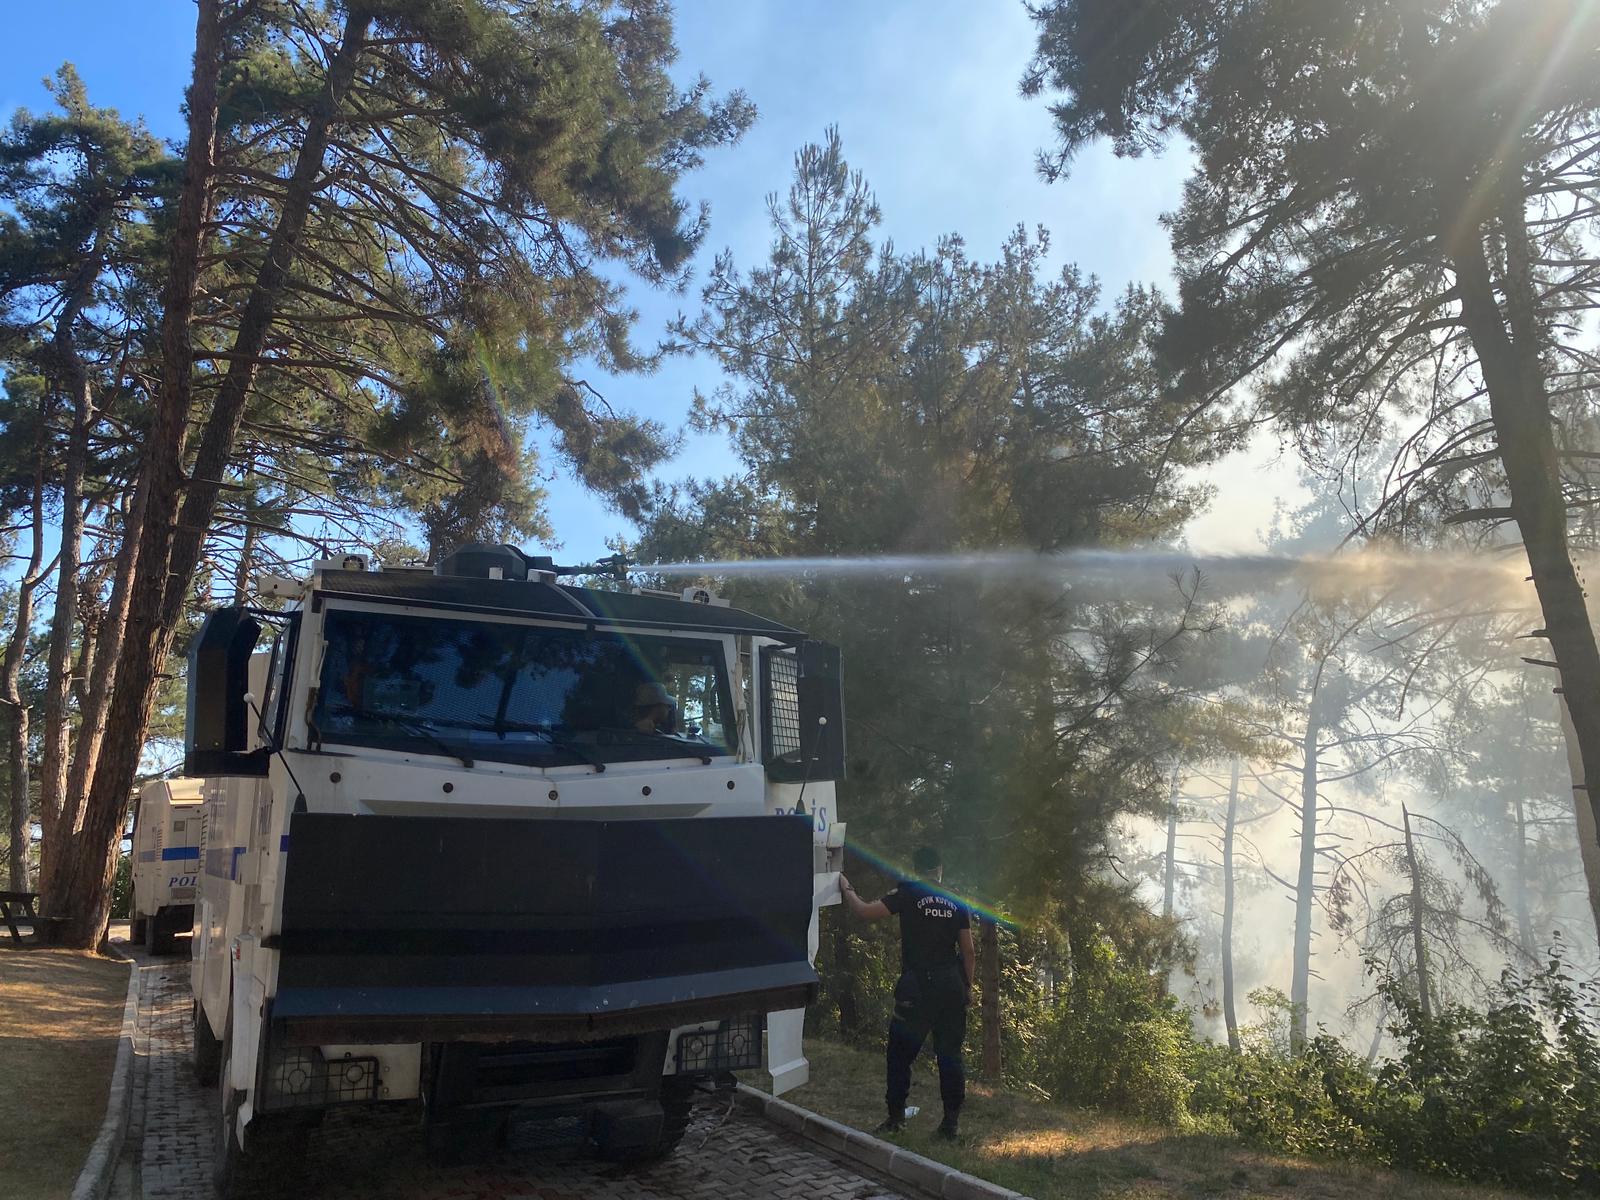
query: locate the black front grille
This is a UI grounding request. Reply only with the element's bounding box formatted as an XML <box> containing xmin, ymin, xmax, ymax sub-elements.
<box><xmin>470</xmin><ymin>1039</ymin><xmax>637</xmax><ymax>1102</ymax></box>
<box><xmin>674</xmin><ymin>1014</ymin><xmax>762</xmax><ymax>1074</ymax></box>
<box><xmin>507</xmin><ymin>1112</ymin><xmax>589</xmax><ymax>1151</ymax></box>
<box><xmin>432</xmin><ymin>1038</ymin><xmax>645</xmax><ymax>1111</ymax></box>
<box><xmin>263</xmin><ymin>1045</ymin><xmax>379</xmax><ymax>1109</ymax></box>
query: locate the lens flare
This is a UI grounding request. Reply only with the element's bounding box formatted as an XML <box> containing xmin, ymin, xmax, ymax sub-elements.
<box><xmin>844</xmin><ymin>836</ymin><xmax>1015</xmax><ymax>929</ymax></box>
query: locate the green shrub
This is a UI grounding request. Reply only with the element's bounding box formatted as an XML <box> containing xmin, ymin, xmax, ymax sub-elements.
<box><xmin>815</xmin><ymin>921</ymin><xmax>899</xmax><ymax>1045</ymax></box>
<box><xmin>823</xmin><ymin>914</ymin><xmax>1600</xmax><ymax>1194</ymax></box>
<box><xmin>1039</xmin><ymin>936</ymin><xmax>1197</xmax><ymax>1124</ymax></box>
<box><xmin>1363</xmin><ymin>957</ymin><xmax>1600</xmax><ymax>1193</ymax></box>
<box><xmin>997</xmin><ymin>926</ymin><xmax>1054</xmax><ymax>1088</ymax></box>
<box><xmin>1193</xmin><ymin>954</ymin><xmax>1600</xmax><ymax>1194</ymax></box>
<box><xmin>1191</xmin><ymin>1035</ymin><xmax>1373</xmax><ymax>1158</ymax></box>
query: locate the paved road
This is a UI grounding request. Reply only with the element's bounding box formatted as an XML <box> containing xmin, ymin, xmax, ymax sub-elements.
<box><xmin>111</xmin><ymin>944</ymin><xmax>912</xmax><ymax>1200</ymax></box>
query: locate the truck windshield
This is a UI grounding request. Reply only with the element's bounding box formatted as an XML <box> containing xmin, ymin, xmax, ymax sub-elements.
<box><xmin>311</xmin><ymin>608</ymin><xmax>737</xmax><ymax>766</ymax></box>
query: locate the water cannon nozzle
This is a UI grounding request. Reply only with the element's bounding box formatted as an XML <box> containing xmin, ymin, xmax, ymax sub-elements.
<box><xmin>552</xmin><ymin>552</ymin><xmax>635</xmax><ymax>581</ymax></box>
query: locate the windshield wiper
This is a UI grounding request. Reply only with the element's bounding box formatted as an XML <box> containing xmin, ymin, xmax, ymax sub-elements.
<box><xmin>599</xmin><ymin>726</ymin><xmax>717</xmax><ymax>765</ymax></box>
<box><xmin>332</xmin><ymin>705</ymin><xmax>474</xmax><ymax>768</ymax></box>
<box><xmin>476</xmin><ymin>715</ymin><xmax>607</xmax><ymax>773</ymax></box>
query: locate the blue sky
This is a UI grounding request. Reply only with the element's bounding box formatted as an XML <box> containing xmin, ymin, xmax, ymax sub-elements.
<box><xmin>4</xmin><ymin>1</ymin><xmax>1290</xmax><ymax>560</ymax></box>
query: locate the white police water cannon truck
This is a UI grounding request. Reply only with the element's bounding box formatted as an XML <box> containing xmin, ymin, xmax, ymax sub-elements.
<box><xmin>130</xmin><ymin>778</ymin><xmax>205</xmax><ymax>954</ymax></box>
<box><xmin>186</xmin><ymin>544</ymin><xmax>846</xmax><ymax>1195</ymax></box>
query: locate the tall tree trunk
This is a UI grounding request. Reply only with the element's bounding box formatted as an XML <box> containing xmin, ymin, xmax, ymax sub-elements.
<box><xmin>37</xmin><ymin>372</ymin><xmax>93</xmax><ymax>868</ymax></box>
<box><xmin>57</xmin><ymin>5</ymin><xmax>374</xmax><ymax>947</ymax></box>
<box><xmin>1065</xmin><ymin>917</ymin><xmax>1093</xmax><ymax>1011</ymax></box>
<box><xmin>1162</xmin><ymin>760</ymin><xmax>1181</xmax><ymax>919</ymax></box>
<box><xmin>2</xmin><ymin>438</ymin><xmax>49</xmax><ymax>892</ymax></box>
<box><xmin>37</xmin><ymin>197</ymin><xmax>118</xmax><ymax>892</ymax></box>
<box><xmin>4</xmin><ymin>709</ymin><xmax>29</xmax><ymax>893</ymax></box>
<box><xmin>47</xmin><ymin>0</ymin><xmax>224</xmax><ymax>941</ymax></box>
<box><xmin>1364</xmin><ymin>1005</ymin><xmax>1387</xmax><ymax>1066</ymax></box>
<box><xmin>1556</xmin><ymin>697</ymin><xmax>1600</xmax><ymax>943</ymax></box>
<box><xmin>231</xmin><ymin>516</ymin><xmax>258</xmax><ymax>607</ymax></box>
<box><xmin>1290</xmin><ymin>711</ymin><xmax>1321</xmax><ymax>1054</ymax></box>
<box><xmin>1448</xmin><ymin>191</ymin><xmax>1600</xmax><ymax>914</ymax></box>
<box><xmin>1222</xmin><ymin>758</ymin><xmax>1241</xmax><ymax>1054</ymax></box>
<box><xmin>1401</xmin><ymin>805</ymin><xmax>1433</xmax><ymax>1019</ymax></box>
<box><xmin>161</xmin><ymin>8</ymin><xmax>372</xmax><ymax>638</ymax></box>
<box><xmin>1511</xmin><ymin>791</ymin><xmax>1537</xmax><ymax>960</ymax></box>
<box><xmin>980</xmin><ymin>916</ymin><xmax>1001</xmax><ymax>1084</ymax></box>
<box><xmin>49</xmin><ymin>476</ymin><xmax>146</xmax><ymax>904</ymax></box>
<box><xmin>70</xmin><ymin>590</ymin><xmax>99</xmax><ymax>715</ymax></box>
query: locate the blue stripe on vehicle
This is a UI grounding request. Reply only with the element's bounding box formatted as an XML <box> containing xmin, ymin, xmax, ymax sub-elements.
<box><xmin>279</xmin><ymin>834</ymin><xmax>290</xmax><ymax>852</ymax></box>
<box><xmin>203</xmin><ymin>846</ymin><xmax>248</xmax><ymax>880</ymax></box>
<box><xmin>160</xmin><ymin>847</ymin><xmax>200</xmax><ymax>861</ymax></box>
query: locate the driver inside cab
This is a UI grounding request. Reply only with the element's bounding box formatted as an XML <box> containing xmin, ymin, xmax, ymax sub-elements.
<box><xmin>632</xmin><ymin>681</ymin><xmax>677</xmax><ymax>734</ymax></box>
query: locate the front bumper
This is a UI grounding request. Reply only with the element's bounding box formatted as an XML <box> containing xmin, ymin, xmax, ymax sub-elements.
<box><xmin>269</xmin><ymin>812</ymin><xmax>818</xmax><ymax>1044</ymax></box>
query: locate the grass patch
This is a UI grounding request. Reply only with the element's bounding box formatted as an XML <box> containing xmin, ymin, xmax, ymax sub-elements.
<box><xmin>750</xmin><ymin>1036</ymin><xmax>1538</xmax><ymax>1200</ymax></box>
<box><xmin>0</xmin><ymin>946</ymin><xmax>130</xmax><ymax>1200</ymax></box>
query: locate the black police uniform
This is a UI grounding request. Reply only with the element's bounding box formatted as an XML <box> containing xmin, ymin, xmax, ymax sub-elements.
<box><xmin>882</xmin><ymin>879</ymin><xmax>970</xmax><ymax>1125</ymax></box>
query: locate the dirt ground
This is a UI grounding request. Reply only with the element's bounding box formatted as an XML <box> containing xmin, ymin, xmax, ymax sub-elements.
<box><xmin>0</xmin><ymin>944</ymin><xmax>130</xmax><ymax>1200</ymax></box>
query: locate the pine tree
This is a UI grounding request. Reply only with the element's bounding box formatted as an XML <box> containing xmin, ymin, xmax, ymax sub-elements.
<box><xmin>0</xmin><ymin>70</ymin><xmax>168</xmax><ymax>892</ymax></box>
<box><xmin>42</xmin><ymin>0</ymin><xmax>754</xmax><ymax>946</ymax></box>
<box><xmin>1024</xmin><ymin>0</ymin><xmax>1600</xmax><ymax>902</ymax></box>
<box><xmin>641</xmin><ymin>133</ymin><xmax>1229</xmax><ymax>1030</ymax></box>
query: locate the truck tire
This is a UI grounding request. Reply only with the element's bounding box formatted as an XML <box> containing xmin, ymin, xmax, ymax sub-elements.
<box><xmin>193</xmin><ymin>1001</ymin><xmax>221</xmax><ymax>1087</ymax></box>
<box><xmin>595</xmin><ymin>1079</ymin><xmax>696</xmax><ymax>1163</ymax></box>
<box><xmin>657</xmin><ymin>1076</ymin><xmax>696</xmax><ymax>1156</ymax></box>
<box><xmin>147</xmin><ymin>909</ymin><xmax>177</xmax><ymax>956</ymax></box>
<box><xmin>130</xmin><ymin>915</ymin><xmax>147</xmax><ymax>945</ymax></box>
<box><xmin>214</xmin><ymin>1014</ymin><xmax>311</xmax><ymax>1198</ymax></box>
<box><xmin>424</xmin><ymin>1111</ymin><xmax>504</xmax><ymax>1166</ymax></box>
<box><xmin>214</xmin><ymin>1017</ymin><xmax>247</xmax><ymax>1197</ymax></box>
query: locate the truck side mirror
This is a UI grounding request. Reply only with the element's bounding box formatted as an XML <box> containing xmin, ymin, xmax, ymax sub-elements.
<box><xmin>760</xmin><ymin>640</ymin><xmax>846</xmax><ymax>783</ymax></box>
<box><xmin>185</xmin><ymin>608</ymin><xmax>269</xmax><ymax>776</ymax></box>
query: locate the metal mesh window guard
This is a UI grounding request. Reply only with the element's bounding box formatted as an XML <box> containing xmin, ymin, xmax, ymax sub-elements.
<box><xmin>763</xmin><ymin>651</ymin><xmax>801</xmax><ymax>760</ymax></box>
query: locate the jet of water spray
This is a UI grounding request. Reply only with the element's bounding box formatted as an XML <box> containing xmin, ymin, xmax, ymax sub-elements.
<box><xmin>642</xmin><ymin>547</ymin><xmax>1536</xmax><ymax>608</ymax></box>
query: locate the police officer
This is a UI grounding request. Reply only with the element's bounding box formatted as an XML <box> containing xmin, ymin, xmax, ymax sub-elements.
<box><xmin>839</xmin><ymin>847</ymin><xmax>974</xmax><ymax>1140</ymax></box>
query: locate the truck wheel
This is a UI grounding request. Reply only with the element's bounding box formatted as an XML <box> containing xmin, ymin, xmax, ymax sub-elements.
<box><xmin>424</xmin><ymin>1111</ymin><xmax>504</xmax><ymax>1165</ymax></box>
<box><xmin>214</xmin><ymin>1021</ymin><xmax>247</xmax><ymax>1197</ymax></box>
<box><xmin>130</xmin><ymin>915</ymin><xmax>147</xmax><ymax>945</ymax></box>
<box><xmin>192</xmin><ymin>1001</ymin><xmax>221</xmax><ymax>1087</ymax></box>
<box><xmin>595</xmin><ymin>1080</ymin><xmax>696</xmax><ymax>1163</ymax></box>
<box><xmin>214</xmin><ymin>1017</ymin><xmax>312</xmax><ymax>1198</ymax></box>
<box><xmin>148</xmin><ymin>909</ymin><xmax>177</xmax><ymax>956</ymax></box>
<box><xmin>657</xmin><ymin>1076</ymin><xmax>697</xmax><ymax>1156</ymax></box>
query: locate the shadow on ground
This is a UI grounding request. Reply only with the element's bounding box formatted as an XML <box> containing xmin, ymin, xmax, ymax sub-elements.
<box><xmin>0</xmin><ymin>946</ymin><xmax>130</xmax><ymax>1200</ymax></box>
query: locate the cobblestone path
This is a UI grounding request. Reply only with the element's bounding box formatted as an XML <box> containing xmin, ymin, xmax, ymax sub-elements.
<box><xmin>114</xmin><ymin>945</ymin><xmax>911</xmax><ymax>1200</ymax></box>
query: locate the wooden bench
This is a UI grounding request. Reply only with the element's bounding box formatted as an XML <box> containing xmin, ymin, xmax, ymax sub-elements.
<box><xmin>0</xmin><ymin>891</ymin><xmax>68</xmax><ymax>947</ymax></box>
